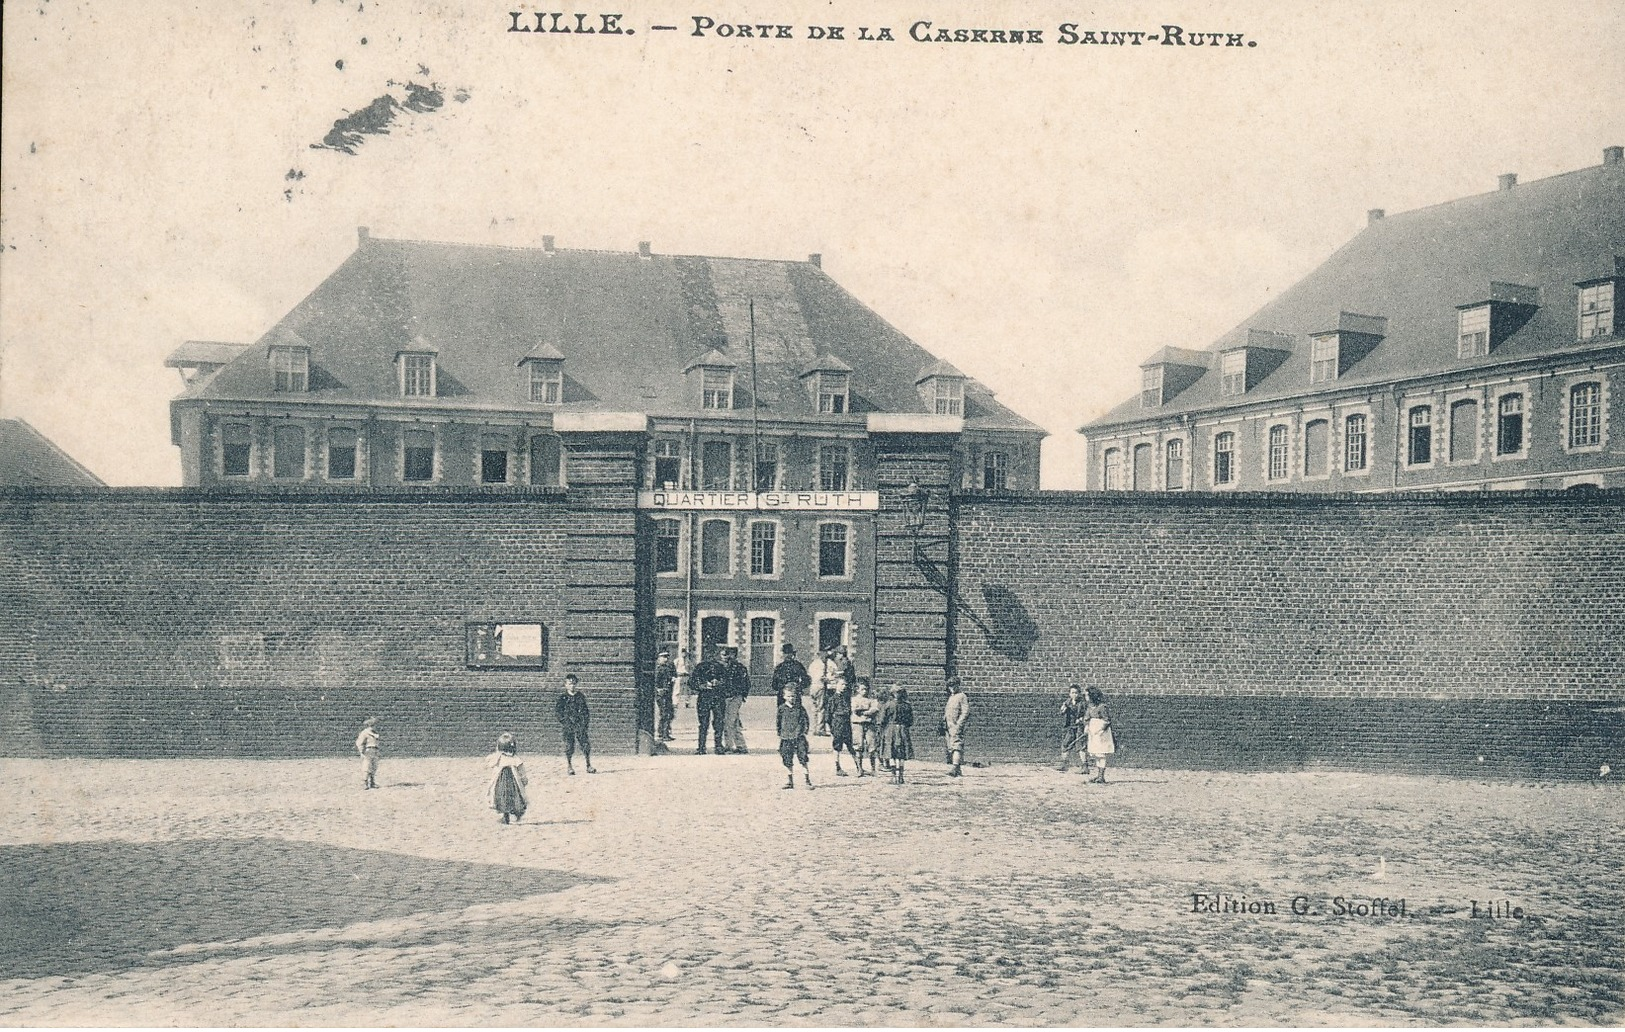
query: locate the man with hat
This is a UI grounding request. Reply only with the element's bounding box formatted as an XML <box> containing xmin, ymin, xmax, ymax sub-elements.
<box><xmin>719</xmin><ymin>645</ymin><xmax>753</xmax><ymax>754</ymax></box>
<box><xmin>771</xmin><ymin>643</ymin><xmax>811</xmax><ymax>711</ymax></box>
<box><xmin>654</xmin><ymin>649</ymin><xmax>678</xmax><ymax>743</ymax></box>
<box><xmin>690</xmin><ymin>648</ymin><xmax>727</xmax><ymax>754</ymax></box>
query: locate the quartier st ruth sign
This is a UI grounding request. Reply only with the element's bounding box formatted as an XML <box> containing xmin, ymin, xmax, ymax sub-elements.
<box><xmin>637</xmin><ymin>490</ymin><xmax>880</xmax><ymax>511</ymax></box>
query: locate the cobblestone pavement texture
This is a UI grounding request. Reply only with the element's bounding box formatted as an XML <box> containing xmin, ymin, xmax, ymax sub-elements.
<box><xmin>1</xmin><ymin>707</ymin><xmax>1621</xmax><ymax>1026</ymax></box>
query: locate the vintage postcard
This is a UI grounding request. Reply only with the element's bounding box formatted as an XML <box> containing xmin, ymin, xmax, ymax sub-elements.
<box><xmin>1</xmin><ymin>0</ymin><xmax>1622</xmax><ymax>1026</ymax></box>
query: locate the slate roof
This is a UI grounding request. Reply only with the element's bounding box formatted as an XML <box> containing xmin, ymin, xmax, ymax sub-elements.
<box><xmin>0</xmin><ymin>419</ymin><xmax>105</xmax><ymax>488</ymax></box>
<box><xmin>1085</xmin><ymin>157</ymin><xmax>1625</xmax><ymax>431</ymax></box>
<box><xmin>180</xmin><ymin>238</ymin><xmax>1042</xmax><ymax>433</ymax></box>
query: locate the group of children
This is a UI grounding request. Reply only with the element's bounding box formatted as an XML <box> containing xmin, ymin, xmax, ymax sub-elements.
<box><xmin>777</xmin><ymin>677</ymin><xmax>917</xmax><ymax>787</ymax></box>
<box><xmin>1058</xmin><ymin>683</ymin><xmax>1116</xmax><ymax>783</ymax></box>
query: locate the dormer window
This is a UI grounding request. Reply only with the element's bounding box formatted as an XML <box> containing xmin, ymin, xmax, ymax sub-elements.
<box><xmin>1458</xmin><ymin>306</ymin><xmax>1490</xmax><ymax>358</ymax></box>
<box><xmin>1140</xmin><ymin>366</ymin><xmax>1164</xmax><ymax>408</ymax></box>
<box><xmin>932</xmin><ymin>378</ymin><xmax>963</xmax><ymax>415</ymax></box>
<box><xmin>1220</xmin><ymin>351</ymin><xmax>1247</xmax><ymax>396</ymax></box>
<box><xmin>518</xmin><ymin>343</ymin><xmax>566</xmax><ymax>404</ymax></box>
<box><xmin>1309</xmin><ymin>335</ymin><xmax>1339</xmax><ymax>383</ymax></box>
<box><xmin>1578</xmin><ymin>280</ymin><xmax>1616</xmax><ymax>339</ymax></box>
<box><xmin>817</xmin><ymin>371</ymin><xmax>850</xmax><ymax>413</ymax></box>
<box><xmin>269</xmin><ymin>346</ymin><xmax>309</xmax><ymax>393</ymax></box>
<box><xmin>1307</xmin><ymin>313</ymin><xmax>1385</xmax><ymax>383</ymax></box>
<box><xmin>398</xmin><ymin>351</ymin><xmax>436</xmax><ymax>397</ymax></box>
<box><xmin>702</xmin><ymin>368</ymin><xmax>734</xmax><ymax>410</ymax></box>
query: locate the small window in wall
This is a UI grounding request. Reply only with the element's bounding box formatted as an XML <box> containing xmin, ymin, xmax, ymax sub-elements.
<box><xmin>1267</xmin><ymin>425</ymin><xmax>1289</xmax><ymax>481</ymax></box>
<box><xmin>1212</xmin><ymin>432</ymin><xmax>1235</xmax><ymax>486</ymax></box>
<box><xmin>653</xmin><ymin>439</ymin><xmax>682</xmax><ymax>489</ymax></box>
<box><xmin>481</xmin><ymin>434</ymin><xmax>510</xmax><ymax>484</ymax></box>
<box><xmin>222</xmin><ymin>422</ymin><xmax>252</xmax><ymax>477</ymax></box>
<box><xmin>1458</xmin><ymin>307</ymin><xmax>1490</xmax><ymax>359</ymax></box>
<box><xmin>1304</xmin><ymin>419</ymin><xmax>1329</xmax><ymax>477</ymax></box>
<box><xmin>700</xmin><ymin>518</ymin><xmax>732</xmax><ymax>575</ymax></box>
<box><xmin>656</xmin><ymin>615</ymin><xmax>682</xmax><ymax>656</ymax></box>
<box><xmin>1161</xmin><ymin>440</ymin><xmax>1184</xmax><ymax>490</ymax></box>
<box><xmin>328</xmin><ymin>427</ymin><xmax>358</xmax><ymax>480</ymax></box>
<box><xmin>1497</xmin><ymin>394</ymin><xmax>1524</xmax><ymax>455</ymax></box>
<box><xmin>467</xmin><ymin>622</ymin><xmax>549</xmax><ymax>669</ymax></box>
<box><xmin>1407</xmin><ymin>406</ymin><xmax>1433</xmax><ymax>465</ymax></box>
<box><xmin>273</xmin><ymin>424</ymin><xmax>306</xmax><ymax>479</ymax></box>
<box><xmin>1578</xmin><ymin>282</ymin><xmax>1614</xmax><ymax>340</ymax></box>
<box><xmin>1569</xmin><ymin>382</ymin><xmax>1603</xmax><ymax>448</ymax></box>
<box><xmin>983</xmin><ymin>451</ymin><xmax>1009</xmax><ymax>490</ymax></box>
<box><xmin>817</xmin><ymin>371</ymin><xmax>849</xmax><ymax>414</ymax></box>
<box><xmin>1449</xmin><ymin>400</ymin><xmax>1479</xmax><ymax>462</ymax></box>
<box><xmin>819</xmin><ymin>444</ymin><xmax>850</xmax><ymax>491</ymax></box>
<box><xmin>1344</xmin><ymin>414</ymin><xmax>1368</xmax><ymax>472</ymax></box>
<box><xmin>529</xmin><ymin>434</ymin><xmax>562</xmax><ymax>486</ymax></box>
<box><xmin>818</xmin><ymin>522</ymin><xmax>849</xmax><ymax>578</ymax></box>
<box><xmin>750</xmin><ymin>521</ymin><xmax>777</xmax><ymax>576</ymax></box>
<box><xmin>1102</xmin><ymin>447</ymin><xmax>1124</xmax><ymax>490</ymax></box>
<box><xmin>655</xmin><ymin>518</ymin><xmax>682</xmax><ymax>574</ymax></box>
<box><xmin>403</xmin><ymin>428</ymin><xmax>436</xmax><ymax>482</ymax></box>
<box><xmin>702</xmin><ymin>440</ymin><xmax>733</xmax><ymax>491</ymax></box>
<box><xmin>755</xmin><ymin>441</ymin><xmax>779</xmax><ymax>491</ymax></box>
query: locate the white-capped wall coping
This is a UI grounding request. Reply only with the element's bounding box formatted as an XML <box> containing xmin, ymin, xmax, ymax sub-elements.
<box><xmin>554</xmin><ymin>411</ymin><xmax>650</xmax><ymax>433</ymax></box>
<box><xmin>866</xmin><ymin>413</ymin><xmax>964</xmax><ymax>434</ymax></box>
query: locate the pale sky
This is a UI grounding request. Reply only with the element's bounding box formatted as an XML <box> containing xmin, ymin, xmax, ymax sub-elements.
<box><xmin>3</xmin><ymin>0</ymin><xmax>1621</xmax><ymax>487</ymax></box>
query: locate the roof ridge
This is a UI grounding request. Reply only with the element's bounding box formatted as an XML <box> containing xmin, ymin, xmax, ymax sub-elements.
<box><xmin>366</xmin><ymin>233</ymin><xmax>821</xmax><ymax>266</ymax></box>
<box><xmin>1363</xmin><ymin>160</ymin><xmax>1617</xmax><ymax>225</ymax></box>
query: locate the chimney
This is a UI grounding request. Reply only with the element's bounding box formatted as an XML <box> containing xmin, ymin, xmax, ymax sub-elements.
<box><xmin>637</xmin><ymin>240</ymin><xmax>652</xmax><ymax>259</ymax></box>
<box><xmin>1605</xmin><ymin>146</ymin><xmax>1623</xmax><ymax>166</ymax></box>
<box><xmin>357</xmin><ymin>226</ymin><xmax>370</xmax><ymax>244</ymax></box>
<box><xmin>1498</xmin><ymin>173</ymin><xmax>1518</xmax><ymax>191</ymax></box>
<box><xmin>808</xmin><ymin>253</ymin><xmax>822</xmax><ymax>268</ymax></box>
<box><xmin>1367</xmin><ymin>208</ymin><xmax>1385</xmax><ymax>224</ymax></box>
<box><xmin>542</xmin><ymin>234</ymin><xmax>556</xmax><ymax>253</ymax></box>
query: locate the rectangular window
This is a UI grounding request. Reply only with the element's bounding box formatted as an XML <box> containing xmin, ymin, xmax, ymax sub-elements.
<box><xmin>1221</xmin><ymin>351</ymin><xmax>1247</xmax><ymax>396</ymax></box>
<box><xmin>654</xmin><ymin>518</ymin><xmax>681</xmax><ymax>574</ymax></box>
<box><xmin>272</xmin><ymin>424</ymin><xmax>306</xmax><ymax>479</ymax></box>
<box><xmin>1497</xmin><ymin>394</ymin><xmax>1524</xmax><ymax>455</ymax></box>
<box><xmin>1132</xmin><ymin>443</ymin><xmax>1153</xmax><ymax>490</ymax></box>
<box><xmin>222</xmin><ymin>422</ymin><xmax>251</xmax><ymax>477</ymax></box>
<box><xmin>529</xmin><ymin>364</ymin><xmax>562</xmax><ymax>403</ymax></box>
<box><xmin>403</xmin><ymin>428</ymin><xmax>435</xmax><ymax>482</ymax></box>
<box><xmin>819</xmin><ymin>444</ymin><xmax>849</xmax><ymax>491</ymax></box>
<box><xmin>657</xmin><ymin>615</ymin><xmax>681</xmax><ymax>656</ymax></box>
<box><xmin>1102</xmin><ymin>448</ymin><xmax>1124</xmax><ymax>490</ymax></box>
<box><xmin>1309</xmin><ymin>335</ymin><xmax>1338</xmax><ymax>383</ymax></box>
<box><xmin>1458</xmin><ymin>307</ymin><xmax>1490</xmax><ymax>358</ymax></box>
<box><xmin>982</xmin><ymin>451</ymin><xmax>1009</xmax><ymax>490</ymax></box>
<box><xmin>818</xmin><ymin>523</ymin><xmax>849</xmax><ymax>578</ymax></box>
<box><xmin>702</xmin><ymin>368</ymin><xmax>733</xmax><ymax>410</ymax></box>
<box><xmin>1304</xmin><ymin>420</ymin><xmax>1329</xmax><ymax>477</ymax></box>
<box><xmin>327</xmin><ymin>427</ymin><xmax>357</xmax><ymax>480</ymax></box>
<box><xmin>401</xmin><ymin>354</ymin><xmax>435</xmax><ymax>397</ymax></box>
<box><xmin>529</xmin><ymin>435</ymin><xmax>561</xmax><ymax>486</ymax></box>
<box><xmin>1163</xmin><ymin>440</ymin><xmax>1184</xmax><ymax>491</ymax></box>
<box><xmin>817</xmin><ymin>371</ymin><xmax>849</xmax><ymax>414</ymax></box>
<box><xmin>270</xmin><ymin>347</ymin><xmax>308</xmax><ymax>393</ymax></box>
<box><xmin>1569</xmin><ymin>382</ymin><xmax>1603</xmax><ymax>448</ymax></box>
<box><xmin>754</xmin><ymin>441</ymin><xmax>778</xmax><ymax>491</ymax></box>
<box><xmin>749</xmin><ymin>616</ymin><xmax>778</xmax><ymax>678</ymax></box>
<box><xmin>653</xmin><ymin>439</ymin><xmax>682</xmax><ymax>489</ymax></box>
<box><xmin>1407</xmin><ymin>406</ymin><xmax>1433</xmax><ymax>465</ymax></box>
<box><xmin>480</xmin><ymin>434</ymin><xmax>510</xmax><ymax>484</ymax></box>
<box><xmin>701</xmin><ymin>440</ymin><xmax>732</xmax><ymax>491</ymax></box>
<box><xmin>1212</xmin><ymin>433</ymin><xmax>1234</xmax><ymax>486</ymax></box>
<box><xmin>750</xmin><ymin>521</ymin><xmax>777</xmax><ymax>576</ymax></box>
<box><xmin>933</xmin><ymin>379</ymin><xmax>964</xmax><ymax>415</ymax></box>
<box><xmin>466</xmin><ymin>622</ymin><xmax>548</xmax><ymax>670</ymax></box>
<box><xmin>1267</xmin><ymin>425</ymin><xmax>1289</xmax><ymax>481</ymax></box>
<box><xmin>1578</xmin><ymin>282</ymin><xmax>1615</xmax><ymax>340</ymax></box>
<box><xmin>1449</xmin><ymin>400</ymin><xmax>1479</xmax><ymax>462</ymax></box>
<box><xmin>1344</xmin><ymin>414</ymin><xmax>1367</xmax><ymax>472</ymax></box>
<box><xmin>700</xmin><ymin>519</ymin><xmax>732</xmax><ymax>575</ymax></box>
<box><xmin>1140</xmin><ymin>366</ymin><xmax>1163</xmax><ymax>408</ymax></box>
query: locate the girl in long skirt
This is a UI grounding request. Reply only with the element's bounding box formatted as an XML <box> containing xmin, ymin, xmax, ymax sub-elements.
<box><xmin>1083</xmin><ymin>687</ymin><xmax>1116</xmax><ymax>784</ymax></box>
<box><xmin>1058</xmin><ymin>684</ymin><xmax>1087</xmax><ymax>772</ymax></box>
<box><xmin>487</xmin><ymin>732</ymin><xmax>530</xmax><ymax>823</ymax></box>
<box><xmin>882</xmin><ymin>687</ymin><xmax>915</xmax><ymax>784</ymax></box>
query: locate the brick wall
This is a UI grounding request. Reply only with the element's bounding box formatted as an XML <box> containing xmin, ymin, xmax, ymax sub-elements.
<box><xmin>946</xmin><ymin>490</ymin><xmax>1625</xmax><ymax>775</ymax></box>
<box><xmin>0</xmin><ymin>489</ymin><xmax>634</xmax><ymax>758</ymax></box>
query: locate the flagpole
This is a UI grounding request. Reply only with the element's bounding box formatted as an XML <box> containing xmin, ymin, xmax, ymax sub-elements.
<box><xmin>749</xmin><ymin>298</ymin><xmax>762</xmax><ymax>491</ymax></box>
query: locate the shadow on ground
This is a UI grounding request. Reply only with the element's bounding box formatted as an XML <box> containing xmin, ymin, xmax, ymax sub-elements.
<box><xmin>0</xmin><ymin>838</ymin><xmax>592</xmax><ymax>978</ymax></box>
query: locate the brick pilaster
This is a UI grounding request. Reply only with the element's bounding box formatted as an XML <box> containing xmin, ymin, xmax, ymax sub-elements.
<box><xmin>872</xmin><ymin>433</ymin><xmax>957</xmax><ymax>693</ymax></box>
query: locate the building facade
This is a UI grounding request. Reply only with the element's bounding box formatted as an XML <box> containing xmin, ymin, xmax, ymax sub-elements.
<box><xmin>1081</xmin><ymin>147</ymin><xmax>1625</xmax><ymax>493</ymax></box>
<box><xmin>167</xmin><ymin>234</ymin><xmax>1045</xmax><ymax>679</ymax></box>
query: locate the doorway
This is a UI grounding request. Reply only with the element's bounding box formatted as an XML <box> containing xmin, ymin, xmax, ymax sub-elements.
<box><xmin>700</xmin><ymin>615</ymin><xmax>731</xmax><ymax>663</ymax></box>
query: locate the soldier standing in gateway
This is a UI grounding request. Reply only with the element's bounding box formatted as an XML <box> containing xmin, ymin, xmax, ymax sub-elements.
<box><xmin>690</xmin><ymin>649</ymin><xmax>727</xmax><ymax>755</ymax></box>
<box><xmin>654</xmin><ymin>650</ymin><xmax>678</xmax><ymax>743</ymax></box>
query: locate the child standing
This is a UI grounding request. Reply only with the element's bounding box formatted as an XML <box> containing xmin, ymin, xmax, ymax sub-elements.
<box><xmin>827</xmin><ymin>673</ymin><xmax>858</xmax><ymax>777</ymax></box>
<box><xmin>555</xmin><ymin>674</ymin><xmax>597</xmax><ymax>775</ymax></box>
<box><xmin>776</xmin><ymin>685</ymin><xmax>815</xmax><ymax>790</ymax></box>
<box><xmin>882</xmin><ymin>687</ymin><xmax>915</xmax><ymax>785</ymax></box>
<box><xmin>354</xmin><ymin>717</ymin><xmax>380</xmax><ymax>790</ymax></box>
<box><xmin>850</xmin><ymin>678</ymin><xmax>882</xmax><ymax>777</ymax></box>
<box><xmin>487</xmin><ymin>732</ymin><xmax>530</xmax><ymax>824</ymax></box>
<box><xmin>1059</xmin><ymin>684</ymin><xmax>1087</xmax><ymax>772</ymax></box>
<box><xmin>1084</xmin><ymin>686</ymin><xmax>1117</xmax><ymax>784</ymax></box>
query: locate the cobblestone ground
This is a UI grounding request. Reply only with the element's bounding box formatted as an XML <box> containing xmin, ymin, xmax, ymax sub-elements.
<box><xmin>1</xmin><ymin>716</ymin><xmax>1621</xmax><ymax>1026</ymax></box>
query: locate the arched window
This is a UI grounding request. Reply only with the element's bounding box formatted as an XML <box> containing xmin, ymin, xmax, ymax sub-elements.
<box><xmin>1303</xmin><ymin>419</ymin><xmax>1329</xmax><ymax>477</ymax></box>
<box><xmin>1344</xmin><ymin>414</ymin><xmax>1367</xmax><ymax>472</ymax></box>
<box><xmin>1407</xmin><ymin>406</ymin><xmax>1433</xmax><ymax>465</ymax></box>
<box><xmin>1449</xmin><ymin>399</ymin><xmax>1479</xmax><ymax>462</ymax></box>
<box><xmin>700</xmin><ymin>519</ymin><xmax>732</xmax><ymax>576</ymax></box>
<box><xmin>1496</xmin><ymin>394</ymin><xmax>1524</xmax><ymax>455</ymax></box>
<box><xmin>1131</xmin><ymin>443</ymin><xmax>1153</xmax><ymax>489</ymax></box>
<box><xmin>1212</xmin><ymin>433</ymin><xmax>1235</xmax><ymax>486</ymax></box>
<box><xmin>1569</xmin><ymin>382</ymin><xmax>1602</xmax><ymax>448</ymax></box>
<box><xmin>528</xmin><ymin>434</ymin><xmax>562</xmax><ymax>486</ymax></box>
<box><xmin>654</xmin><ymin>518</ymin><xmax>682</xmax><ymax>575</ymax></box>
<box><xmin>1102</xmin><ymin>448</ymin><xmax>1124</xmax><ymax>490</ymax></box>
<box><xmin>1267</xmin><ymin>425</ymin><xmax>1289</xmax><ymax>481</ymax></box>
<box><xmin>1164</xmin><ymin>439</ymin><xmax>1185</xmax><ymax>491</ymax></box>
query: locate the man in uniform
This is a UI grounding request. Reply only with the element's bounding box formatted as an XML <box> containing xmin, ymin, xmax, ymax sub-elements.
<box><xmin>690</xmin><ymin>648</ymin><xmax>727</xmax><ymax>755</ymax></box>
<box><xmin>654</xmin><ymin>650</ymin><xmax>677</xmax><ymax>742</ymax></box>
<box><xmin>719</xmin><ymin>646</ymin><xmax>753</xmax><ymax>755</ymax></box>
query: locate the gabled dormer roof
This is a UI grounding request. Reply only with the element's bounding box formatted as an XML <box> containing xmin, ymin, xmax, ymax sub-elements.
<box><xmin>1139</xmin><ymin>346</ymin><xmax>1211</xmax><ymax>369</ymax></box>
<box><xmin>683</xmin><ymin>348</ymin><xmax>735</xmax><ymax>372</ymax></box>
<box><xmin>799</xmin><ymin>353</ymin><xmax>853</xmax><ymax>377</ymax></box>
<box><xmin>915</xmin><ymin>359</ymin><xmax>966</xmax><ymax>384</ymax></box>
<box><xmin>517</xmin><ymin>341</ymin><xmax>567</xmax><ymax>365</ymax></box>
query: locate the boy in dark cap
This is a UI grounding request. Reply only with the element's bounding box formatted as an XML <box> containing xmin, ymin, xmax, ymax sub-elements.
<box><xmin>555</xmin><ymin>674</ymin><xmax>596</xmax><ymax>775</ymax></box>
